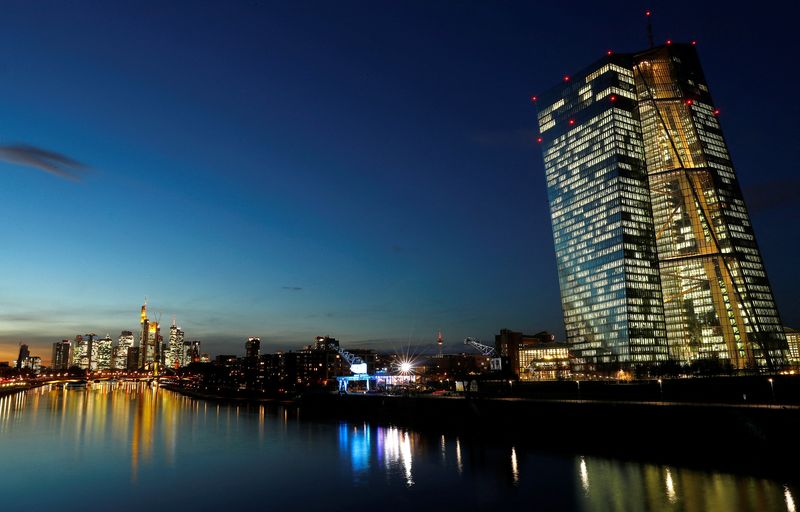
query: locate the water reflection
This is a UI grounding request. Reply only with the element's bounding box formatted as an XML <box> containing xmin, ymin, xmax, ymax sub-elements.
<box><xmin>575</xmin><ymin>455</ymin><xmax>794</xmax><ymax>511</ymax></box>
<box><xmin>0</xmin><ymin>386</ymin><xmax>797</xmax><ymax>511</ymax></box>
<box><xmin>510</xmin><ymin>446</ymin><xmax>519</xmax><ymax>486</ymax></box>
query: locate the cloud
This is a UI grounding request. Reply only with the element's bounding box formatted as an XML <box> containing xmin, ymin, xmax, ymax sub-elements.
<box><xmin>281</xmin><ymin>286</ymin><xmax>303</xmax><ymax>291</ymax></box>
<box><xmin>0</xmin><ymin>144</ymin><xmax>86</xmax><ymax>180</ymax></box>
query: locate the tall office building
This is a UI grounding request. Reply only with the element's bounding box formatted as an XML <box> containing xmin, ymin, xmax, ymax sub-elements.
<box><xmin>167</xmin><ymin>318</ymin><xmax>185</xmax><ymax>369</ymax></box>
<box><xmin>16</xmin><ymin>344</ymin><xmax>30</xmax><ymax>369</ymax></box>
<box><xmin>96</xmin><ymin>334</ymin><xmax>113</xmax><ymax>370</ymax></box>
<box><xmin>536</xmin><ymin>43</ymin><xmax>786</xmax><ymax>371</ymax></box>
<box><xmin>70</xmin><ymin>334</ymin><xmax>97</xmax><ymax>370</ymax></box>
<box><xmin>245</xmin><ymin>337</ymin><xmax>261</xmax><ymax>358</ymax></box>
<box><xmin>71</xmin><ymin>335</ymin><xmax>85</xmax><ymax>368</ymax></box>
<box><xmin>181</xmin><ymin>340</ymin><xmax>201</xmax><ymax>366</ymax></box>
<box><xmin>113</xmin><ymin>331</ymin><xmax>135</xmax><ymax>370</ymax></box>
<box><xmin>52</xmin><ymin>340</ymin><xmax>71</xmax><ymax>370</ymax></box>
<box><xmin>138</xmin><ymin>301</ymin><xmax>161</xmax><ymax>370</ymax></box>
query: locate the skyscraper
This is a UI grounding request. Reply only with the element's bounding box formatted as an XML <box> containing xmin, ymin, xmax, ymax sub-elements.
<box><xmin>245</xmin><ymin>337</ymin><xmax>261</xmax><ymax>358</ymax></box>
<box><xmin>167</xmin><ymin>318</ymin><xmax>185</xmax><ymax>369</ymax></box>
<box><xmin>536</xmin><ymin>42</ymin><xmax>786</xmax><ymax>372</ymax></box>
<box><xmin>181</xmin><ymin>340</ymin><xmax>201</xmax><ymax>366</ymax></box>
<box><xmin>51</xmin><ymin>340</ymin><xmax>71</xmax><ymax>370</ymax></box>
<box><xmin>16</xmin><ymin>344</ymin><xmax>30</xmax><ymax>369</ymax></box>
<box><xmin>113</xmin><ymin>331</ymin><xmax>134</xmax><ymax>370</ymax></box>
<box><xmin>96</xmin><ymin>334</ymin><xmax>113</xmax><ymax>370</ymax></box>
<box><xmin>138</xmin><ymin>301</ymin><xmax>161</xmax><ymax>370</ymax></box>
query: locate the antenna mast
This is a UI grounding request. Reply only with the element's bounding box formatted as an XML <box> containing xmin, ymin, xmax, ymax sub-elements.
<box><xmin>646</xmin><ymin>10</ymin><xmax>654</xmax><ymax>48</ymax></box>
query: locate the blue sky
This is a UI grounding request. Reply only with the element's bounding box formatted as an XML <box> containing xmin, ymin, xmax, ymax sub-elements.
<box><xmin>1</xmin><ymin>1</ymin><xmax>798</xmax><ymax>361</ymax></box>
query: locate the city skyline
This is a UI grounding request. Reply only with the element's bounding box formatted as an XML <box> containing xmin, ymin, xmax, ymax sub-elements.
<box><xmin>2</xmin><ymin>3</ymin><xmax>799</xmax><ymax>363</ymax></box>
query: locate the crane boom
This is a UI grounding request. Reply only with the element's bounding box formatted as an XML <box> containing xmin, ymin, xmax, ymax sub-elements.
<box><xmin>464</xmin><ymin>337</ymin><xmax>496</xmax><ymax>357</ymax></box>
<box><xmin>334</xmin><ymin>346</ymin><xmax>368</xmax><ymax>374</ymax></box>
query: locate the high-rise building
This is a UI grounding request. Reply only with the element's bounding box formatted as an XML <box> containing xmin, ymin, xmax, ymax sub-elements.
<box><xmin>127</xmin><ymin>346</ymin><xmax>140</xmax><ymax>371</ymax></box>
<box><xmin>71</xmin><ymin>334</ymin><xmax>97</xmax><ymax>370</ymax></box>
<box><xmin>536</xmin><ymin>42</ymin><xmax>787</xmax><ymax>372</ymax></box>
<box><xmin>167</xmin><ymin>318</ymin><xmax>185</xmax><ymax>369</ymax></box>
<box><xmin>137</xmin><ymin>301</ymin><xmax>161</xmax><ymax>370</ymax></box>
<box><xmin>51</xmin><ymin>340</ymin><xmax>71</xmax><ymax>370</ymax></box>
<box><xmin>113</xmin><ymin>331</ymin><xmax>135</xmax><ymax>370</ymax></box>
<box><xmin>245</xmin><ymin>337</ymin><xmax>261</xmax><ymax>358</ymax></box>
<box><xmin>179</xmin><ymin>340</ymin><xmax>201</xmax><ymax>366</ymax></box>
<box><xmin>96</xmin><ymin>334</ymin><xmax>113</xmax><ymax>370</ymax></box>
<box><xmin>16</xmin><ymin>344</ymin><xmax>30</xmax><ymax>369</ymax></box>
<box><xmin>84</xmin><ymin>333</ymin><xmax>98</xmax><ymax>371</ymax></box>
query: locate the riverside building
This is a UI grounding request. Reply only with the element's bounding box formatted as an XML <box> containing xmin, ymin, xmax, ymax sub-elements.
<box><xmin>536</xmin><ymin>42</ymin><xmax>786</xmax><ymax>373</ymax></box>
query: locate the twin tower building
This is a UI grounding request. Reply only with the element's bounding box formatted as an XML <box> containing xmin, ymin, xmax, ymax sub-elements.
<box><xmin>536</xmin><ymin>42</ymin><xmax>787</xmax><ymax>372</ymax></box>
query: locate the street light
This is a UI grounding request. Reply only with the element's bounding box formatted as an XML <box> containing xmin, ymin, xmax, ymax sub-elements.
<box><xmin>768</xmin><ymin>378</ymin><xmax>775</xmax><ymax>402</ymax></box>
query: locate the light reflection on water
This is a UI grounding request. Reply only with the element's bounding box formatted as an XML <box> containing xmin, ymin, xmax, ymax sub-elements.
<box><xmin>0</xmin><ymin>385</ymin><xmax>796</xmax><ymax>511</ymax></box>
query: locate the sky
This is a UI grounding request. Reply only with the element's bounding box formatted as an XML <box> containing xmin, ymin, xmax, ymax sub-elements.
<box><xmin>1</xmin><ymin>1</ymin><xmax>798</xmax><ymax>362</ymax></box>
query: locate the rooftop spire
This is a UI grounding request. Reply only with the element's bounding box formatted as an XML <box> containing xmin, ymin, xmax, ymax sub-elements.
<box><xmin>646</xmin><ymin>9</ymin><xmax>654</xmax><ymax>48</ymax></box>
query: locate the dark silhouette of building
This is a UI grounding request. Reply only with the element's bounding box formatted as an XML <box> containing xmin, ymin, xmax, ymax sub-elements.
<box><xmin>16</xmin><ymin>344</ymin><xmax>30</xmax><ymax>369</ymax></box>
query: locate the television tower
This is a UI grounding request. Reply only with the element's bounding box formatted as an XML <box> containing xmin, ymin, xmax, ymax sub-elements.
<box><xmin>437</xmin><ymin>330</ymin><xmax>443</xmax><ymax>358</ymax></box>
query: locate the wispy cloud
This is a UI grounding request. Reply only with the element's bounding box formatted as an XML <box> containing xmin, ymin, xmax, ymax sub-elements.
<box><xmin>281</xmin><ymin>286</ymin><xmax>303</xmax><ymax>291</ymax></box>
<box><xmin>0</xmin><ymin>144</ymin><xmax>86</xmax><ymax>180</ymax></box>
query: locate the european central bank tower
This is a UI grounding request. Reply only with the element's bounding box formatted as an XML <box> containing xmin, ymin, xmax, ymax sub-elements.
<box><xmin>536</xmin><ymin>43</ymin><xmax>786</xmax><ymax>372</ymax></box>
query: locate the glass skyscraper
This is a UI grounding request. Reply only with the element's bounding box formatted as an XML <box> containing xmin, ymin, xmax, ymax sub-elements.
<box><xmin>537</xmin><ymin>43</ymin><xmax>786</xmax><ymax>372</ymax></box>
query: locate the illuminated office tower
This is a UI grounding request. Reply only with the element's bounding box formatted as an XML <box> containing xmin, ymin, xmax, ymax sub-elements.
<box><xmin>181</xmin><ymin>340</ymin><xmax>201</xmax><ymax>366</ymax></box>
<box><xmin>113</xmin><ymin>331</ymin><xmax>134</xmax><ymax>370</ymax></box>
<box><xmin>537</xmin><ymin>43</ymin><xmax>786</xmax><ymax>371</ymax></box>
<box><xmin>52</xmin><ymin>340</ymin><xmax>71</xmax><ymax>370</ymax></box>
<box><xmin>245</xmin><ymin>337</ymin><xmax>261</xmax><ymax>358</ymax></box>
<box><xmin>96</xmin><ymin>334</ymin><xmax>113</xmax><ymax>369</ymax></box>
<box><xmin>632</xmin><ymin>44</ymin><xmax>785</xmax><ymax>369</ymax></box>
<box><xmin>71</xmin><ymin>335</ymin><xmax>85</xmax><ymax>367</ymax></box>
<box><xmin>537</xmin><ymin>54</ymin><xmax>668</xmax><ymax>372</ymax></box>
<box><xmin>138</xmin><ymin>301</ymin><xmax>161</xmax><ymax>370</ymax></box>
<box><xmin>167</xmin><ymin>318</ymin><xmax>185</xmax><ymax>369</ymax></box>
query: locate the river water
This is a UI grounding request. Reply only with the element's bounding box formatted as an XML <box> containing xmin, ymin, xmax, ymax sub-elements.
<box><xmin>0</xmin><ymin>383</ymin><xmax>796</xmax><ymax>511</ymax></box>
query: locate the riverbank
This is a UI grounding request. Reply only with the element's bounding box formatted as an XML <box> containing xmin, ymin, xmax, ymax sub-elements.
<box><xmin>298</xmin><ymin>392</ymin><xmax>800</xmax><ymax>472</ymax></box>
<box><xmin>160</xmin><ymin>380</ymin><xmax>800</xmax><ymax>472</ymax></box>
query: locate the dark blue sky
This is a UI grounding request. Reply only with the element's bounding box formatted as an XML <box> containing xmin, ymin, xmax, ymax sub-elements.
<box><xmin>1</xmin><ymin>1</ymin><xmax>798</xmax><ymax>361</ymax></box>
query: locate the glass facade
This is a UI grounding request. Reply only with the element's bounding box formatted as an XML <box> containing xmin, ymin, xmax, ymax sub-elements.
<box><xmin>634</xmin><ymin>44</ymin><xmax>786</xmax><ymax>369</ymax></box>
<box><xmin>537</xmin><ymin>55</ymin><xmax>668</xmax><ymax>372</ymax></box>
<box><xmin>538</xmin><ymin>44</ymin><xmax>787</xmax><ymax>371</ymax></box>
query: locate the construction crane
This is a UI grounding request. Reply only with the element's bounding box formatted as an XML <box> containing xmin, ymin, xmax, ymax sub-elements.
<box><xmin>332</xmin><ymin>344</ymin><xmax>372</xmax><ymax>393</ymax></box>
<box><xmin>334</xmin><ymin>346</ymin><xmax>368</xmax><ymax>375</ymax></box>
<box><xmin>464</xmin><ymin>337</ymin><xmax>496</xmax><ymax>356</ymax></box>
<box><xmin>464</xmin><ymin>337</ymin><xmax>503</xmax><ymax>372</ymax></box>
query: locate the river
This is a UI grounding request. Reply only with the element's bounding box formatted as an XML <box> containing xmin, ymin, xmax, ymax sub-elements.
<box><xmin>0</xmin><ymin>382</ymin><xmax>796</xmax><ymax>511</ymax></box>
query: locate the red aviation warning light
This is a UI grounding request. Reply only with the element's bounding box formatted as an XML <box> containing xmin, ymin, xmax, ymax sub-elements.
<box><xmin>563</xmin><ymin>75</ymin><xmax>570</xmax><ymax>82</ymax></box>
<box><xmin>691</xmin><ymin>40</ymin><xmax>697</xmax><ymax>46</ymax></box>
<box><xmin>530</xmin><ymin>95</ymin><xmax>538</xmax><ymax>103</ymax></box>
<box><xmin>645</xmin><ymin>10</ymin><xmax>651</xmax><ymax>16</ymax></box>
<box><xmin>537</xmin><ymin>136</ymin><xmax>543</xmax><ymax>144</ymax></box>
<box><xmin>610</xmin><ymin>95</ymin><xmax>617</xmax><ymax>102</ymax></box>
<box><xmin>568</xmin><ymin>119</ymin><xmax>575</xmax><ymax>125</ymax></box>
<box><xmin>607</xmin><ymin>50</ymin><xmax>613</xmax><ymax>56</ymax></box>
<box><xmin>685</xmin><ymin>99</ymin><xmax>694</xmax><ymax>106</ymax></box>
<box><xmin>666</xmin><ymin>39</ymin><xmax>672</xmax><ymax>45</ymax></box>
<box><xmin>714</xmin><ymin>108</ymin><xmax>720</xmax><ymax>116</ymax></box>
<box><xmin>437</xmin><ymin>331</ymin><xmax>443</xmax><ymax>346</ymax></box>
